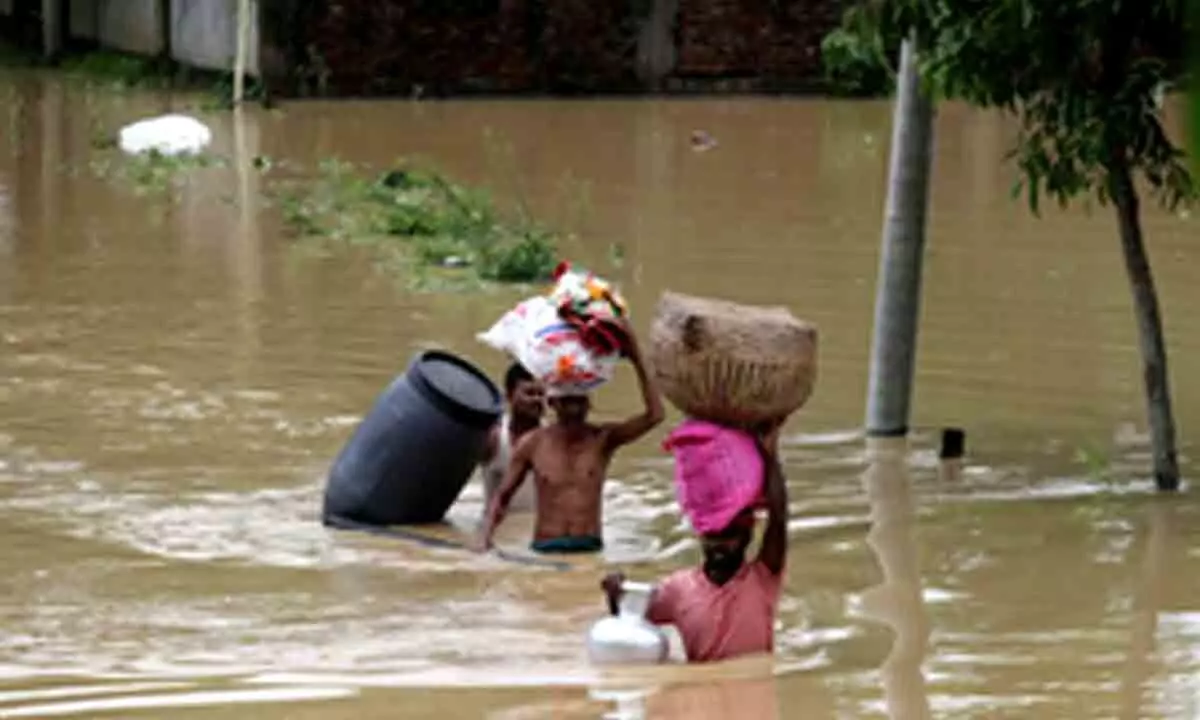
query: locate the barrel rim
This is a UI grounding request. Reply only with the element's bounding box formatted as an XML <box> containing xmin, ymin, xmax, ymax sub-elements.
<box><xmin>409</xmin><ymin>349</ymin><xmax>503</xmax><ymax>429</ymax></box>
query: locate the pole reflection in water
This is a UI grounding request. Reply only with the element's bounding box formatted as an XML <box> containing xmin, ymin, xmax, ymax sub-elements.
<box><xmin>230</xmin><ymin>105</ymin><xmax>264</xmax><ymax>385</ymax></box>
<box><xmin>1118</xmin><ymin>499</ymin><xmax>1172</xmax><ymax>720</ymax></box>
<box><xmin>0</xmin><ymin>177</ymin><xmax>11</xmax><ymax>296</ymax></box>
<box><xmin>856</xmin><ymin>436</ymin><xmax>932</xmax><ymax>720</ymax></box>
<box><xmin>39</xmin><ymin>78</ymin><xmax>62</xmax><ymax>257</ymax></box>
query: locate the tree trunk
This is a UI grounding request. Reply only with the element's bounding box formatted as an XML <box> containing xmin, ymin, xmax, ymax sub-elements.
<box><xmin>1109</xmin><ymin>157</ymin><xmax>1181</xmax><ymax>491</ymax></box>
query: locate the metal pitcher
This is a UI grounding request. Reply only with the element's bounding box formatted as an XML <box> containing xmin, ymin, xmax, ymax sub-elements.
<box><xmin>586</xmin><ymin>580</ymin><xmax>669</xmax><ymax>666</ymax></box>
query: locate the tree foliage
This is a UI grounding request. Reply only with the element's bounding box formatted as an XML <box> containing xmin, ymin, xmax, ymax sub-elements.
<box><xmin>1191</xmin><ymin>0</ymin><xmax>1200</xmax><ymax>173</ymax></box>
<box><xmin>825</xmin><ymin>0</ymin><xmax>1198</xmax><ymax>213</ymax></box>
<box><xmin>820</xmin><ymin>3</ymin><xmax>900</xmax><ymax>96</ymax></box>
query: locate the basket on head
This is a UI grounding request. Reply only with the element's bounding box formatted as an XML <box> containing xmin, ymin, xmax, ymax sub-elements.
<box><xmin>648</xmin><ymin>291</ymin><xmax>818</xmax><ymax>428</ymax></box>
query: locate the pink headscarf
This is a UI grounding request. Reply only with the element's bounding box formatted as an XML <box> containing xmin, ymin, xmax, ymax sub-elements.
<box><xmin>663</xmin><ymin>419</ymin><xmax>767</xmax><ymax>535</ymax></box>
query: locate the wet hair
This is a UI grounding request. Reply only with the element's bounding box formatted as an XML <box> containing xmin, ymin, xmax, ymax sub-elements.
<box><xmin>504</xmin><ymin>362</ymin><xmax>535</xmax><ymax>396</ymax></box>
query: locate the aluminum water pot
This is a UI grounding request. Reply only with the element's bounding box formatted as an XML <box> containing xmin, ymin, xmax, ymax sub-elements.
<box><xmin>586</xmin><ymin>581</ymin><xmax>669</xmax><ymax>666</ymax></box>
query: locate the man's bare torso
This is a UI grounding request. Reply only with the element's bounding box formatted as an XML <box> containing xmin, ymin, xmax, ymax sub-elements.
<box><xmin>527</xmin><ymin>423</ymin><xmax>613</xmax><ymax>541</ymax></box>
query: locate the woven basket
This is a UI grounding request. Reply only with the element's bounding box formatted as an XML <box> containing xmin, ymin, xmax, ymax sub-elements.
<box><xmin>648</xmin><ymin>291</ymin><xmax>818</xmax><ymax>427</ymax></box>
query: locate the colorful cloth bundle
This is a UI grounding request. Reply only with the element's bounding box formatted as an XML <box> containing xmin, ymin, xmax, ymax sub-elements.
<box><xmin>477</xmin><ymin>261</ymin><xmax>627</xmax><ymax>397</ymax></box>
<box><xmin>548</xmin><ymin>261</ymin><xmax>629</xmax><ymax>357</ymax></box>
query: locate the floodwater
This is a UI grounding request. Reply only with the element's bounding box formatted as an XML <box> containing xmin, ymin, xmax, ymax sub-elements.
<box><xmin>2</xmin><ymin>70</ymin><xmax>1200</xmax><ymax>719</ymax></box>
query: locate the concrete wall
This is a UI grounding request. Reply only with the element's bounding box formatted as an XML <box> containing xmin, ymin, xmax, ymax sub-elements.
<box><xmin>71</xmin><ymin>0</ymin><xmax>163</xmax><ymax>55</ymax></box>
<box><xmin>304</xmin><ymin>0</ymin><xmax>845</xmax><ymax>97</ymax></box>
<box><xmin>173</xmin><ymin>0</ymin><xmax>259</xmax><ymax>76</ymax></box>
<box><xmin>5</xmin><ymin>0</ymin><xmax>842</xmax><ymax>96</ymax></box>
<box><xmin>3</xmin><ymin>0</ymin><xmax>259</xmax><ymax>76</ymax></box>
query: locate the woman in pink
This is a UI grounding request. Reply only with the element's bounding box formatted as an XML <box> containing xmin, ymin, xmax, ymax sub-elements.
<box><xmin>601</xmin><ymin>425</ymin><xmax>788</xmax><ymax>663</ymax></box>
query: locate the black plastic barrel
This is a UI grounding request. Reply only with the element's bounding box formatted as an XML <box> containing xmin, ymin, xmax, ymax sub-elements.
<box><xmin>322</xmin><ymin>349</ymin><xmax>504</xmax><ymax>526</ymax></box>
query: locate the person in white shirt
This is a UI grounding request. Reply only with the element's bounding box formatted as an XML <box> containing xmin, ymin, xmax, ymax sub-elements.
<box><xmin>479</xmin><ymin>363</ymin><xmax>545</xmax><ymax>515</ymax></box>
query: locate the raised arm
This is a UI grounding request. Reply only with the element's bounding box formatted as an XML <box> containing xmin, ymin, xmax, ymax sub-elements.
<box><xmin>476</xmin><ymin>430</ymin><xmax>537</xmax><ymax>551</ymax></box>
<box><xmin>756</xmin><ymin>423</ymin><xmax>789</xmax><ymax>575</ymax></box>
<box><xmin>602</xmin><ymin>324</ymin><xmax>665</xmax><ymax>451</ymax></box>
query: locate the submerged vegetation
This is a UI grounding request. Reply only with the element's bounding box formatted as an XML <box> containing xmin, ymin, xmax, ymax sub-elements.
<box><xmin>3</xmin><ymin>43</ymin><xmax>573</xmax><ymax>291</ymax></box>
<box><xmin>272</xmin><ymin>159</ymin><xmax>559</xmax><ymax>286</ymax></box>
<box><xmin>87</xmin><ymin>140</ymin><xmax>561</xmax><ymax>289</ymax></box>
<box><xmin>89</xmin><ymin>150</ymin><xmax>223</xmax><ymax>196</ymax></box>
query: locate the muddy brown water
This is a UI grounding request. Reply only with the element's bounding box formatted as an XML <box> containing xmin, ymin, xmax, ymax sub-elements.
<box><xmin>2</xmin><ymin>70</ymin><xmax>1200</xmax><ymax>718</ymax></box>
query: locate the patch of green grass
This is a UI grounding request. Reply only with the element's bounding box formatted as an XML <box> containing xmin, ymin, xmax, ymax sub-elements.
<box><xmin>1073</xmin><ymin>443</ymin><xmax>1117</xmax><ymax>485</ymax></box>
<box><xmin>476</xmin><ymin>226</ymin><xmax>559</xmax><ymax>282</ymax></box>
<box><xmin>272</xmin><ymin>159</ymin><xmax>560</xmax><ymax>289</ymax></box>
<box><xmin>89</xmin><ymin>150</ymin><xmax>222</xmax><ymax>197</ymax></box>
<box><xmin>59</xmin><ymin>50</ymin><xmax>165</xmax><ymax>88</ymax></box>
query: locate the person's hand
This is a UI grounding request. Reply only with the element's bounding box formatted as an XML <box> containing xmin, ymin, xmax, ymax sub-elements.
<box><xmin>600</xmin><ymin>571</ymin><xmax>626</xmax><ymax>615</ymax></box>
<box><xmin>613</xmin><ymin>318</ymin><xmax>640</xmax><ymax>359</ymax></box>
<box><xmin>600</xmin><ymin>571</ymin><xmax>626</xmax><ymax>595</ymax></box>
<box><xmin>755</xmin><ymin>419</ymin><xmax>784</xmax><ymax>457</ymax></box>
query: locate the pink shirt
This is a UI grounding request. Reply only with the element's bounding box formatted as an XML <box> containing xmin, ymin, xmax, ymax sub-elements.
<box><xmin>646</xmin><ymin>560</ymin><xmax>783</xmax><ymax>663</ymax></box>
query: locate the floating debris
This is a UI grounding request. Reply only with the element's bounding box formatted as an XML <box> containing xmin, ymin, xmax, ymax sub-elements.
<box><xmin>690</xmin><ymin>130</ymin><xmax>718</xmax><ymax>152</ymax></box>
<box><xmin>118</xmin><ymin>114</ymin><xmax>212</xmax><ymax>157</ymax></box>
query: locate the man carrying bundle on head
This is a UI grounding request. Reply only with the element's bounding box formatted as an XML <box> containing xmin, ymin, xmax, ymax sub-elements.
<box><xmin>593</xmin><ymin>290</ymin><xmax>817</xmax><ymax>662</ymax></box>
<box><xmin>475</xmin><ymin>262</ymin><xmax>664</xmax><ymax>555</ymax></box>
<box><xmin>477</xmin><ymin>320</ymin><xmax>663</xmax><ymax>554</ymax></box>
<box><xmin>601</xmin><ymin>419</ymin><xmax>787</xmax><ymax>663</ymax></box>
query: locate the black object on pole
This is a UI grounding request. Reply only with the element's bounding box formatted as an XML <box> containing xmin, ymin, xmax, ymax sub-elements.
<box><xmin>939</xmin><ymin>427</ymin><xmax>965</xmax><ymax>460</ymax></box>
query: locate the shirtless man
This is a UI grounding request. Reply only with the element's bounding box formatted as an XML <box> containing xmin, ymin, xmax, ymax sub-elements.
<box><xmin>477</xmin><ymin>323</ymin><xmax>664</xmax><ymax>554</ymax></box>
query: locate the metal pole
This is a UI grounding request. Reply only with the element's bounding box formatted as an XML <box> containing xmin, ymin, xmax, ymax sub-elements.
<box><xmin>40</xmin><ymin>0</ymin><xmax>61</xmax><ymax>61</ymax></box>
<box><xmin>864</xmin><ymin>35</ymin><xmax>936</xmax><ymax>437</ymax></box>
<box><xmin>233</xmin><ymin>0</ymin><xmax>251</xmax><ymax>104</ymax></box>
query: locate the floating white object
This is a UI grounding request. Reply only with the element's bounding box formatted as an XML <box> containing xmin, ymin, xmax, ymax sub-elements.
<box><xmin>586</xmin><ymin>581</ymin><xmax>669</xmax><ymax>666</ymax></box>
<box><xmin>118</xmin><ymin>114</ymin><xmax>213</xmax><ymax>157</ymax></box>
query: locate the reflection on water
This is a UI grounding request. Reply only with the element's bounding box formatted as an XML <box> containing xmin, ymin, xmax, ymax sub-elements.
<box><xmin>2</xmin><ymin>70</ymin><xmax>1200</xmax><ymax>717</ymax></box>
<box><xmin>594</xmin><ymin>661</ymin><xmax>788</xmax><ymax>720</ymax></box>
<box><xmin>856</xmin><ymin>437</ymin><xmax>931</xmax><ymax>720</ymax></box>
<box><xmin>639</xmin><ymin>676</ymin><xmax>781</xmax><ymax>720</ymax></box>
<box><xmin>0</xmin><ymin>685</ymin><xmax>357</xmax><ymax>719</ymax></box>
